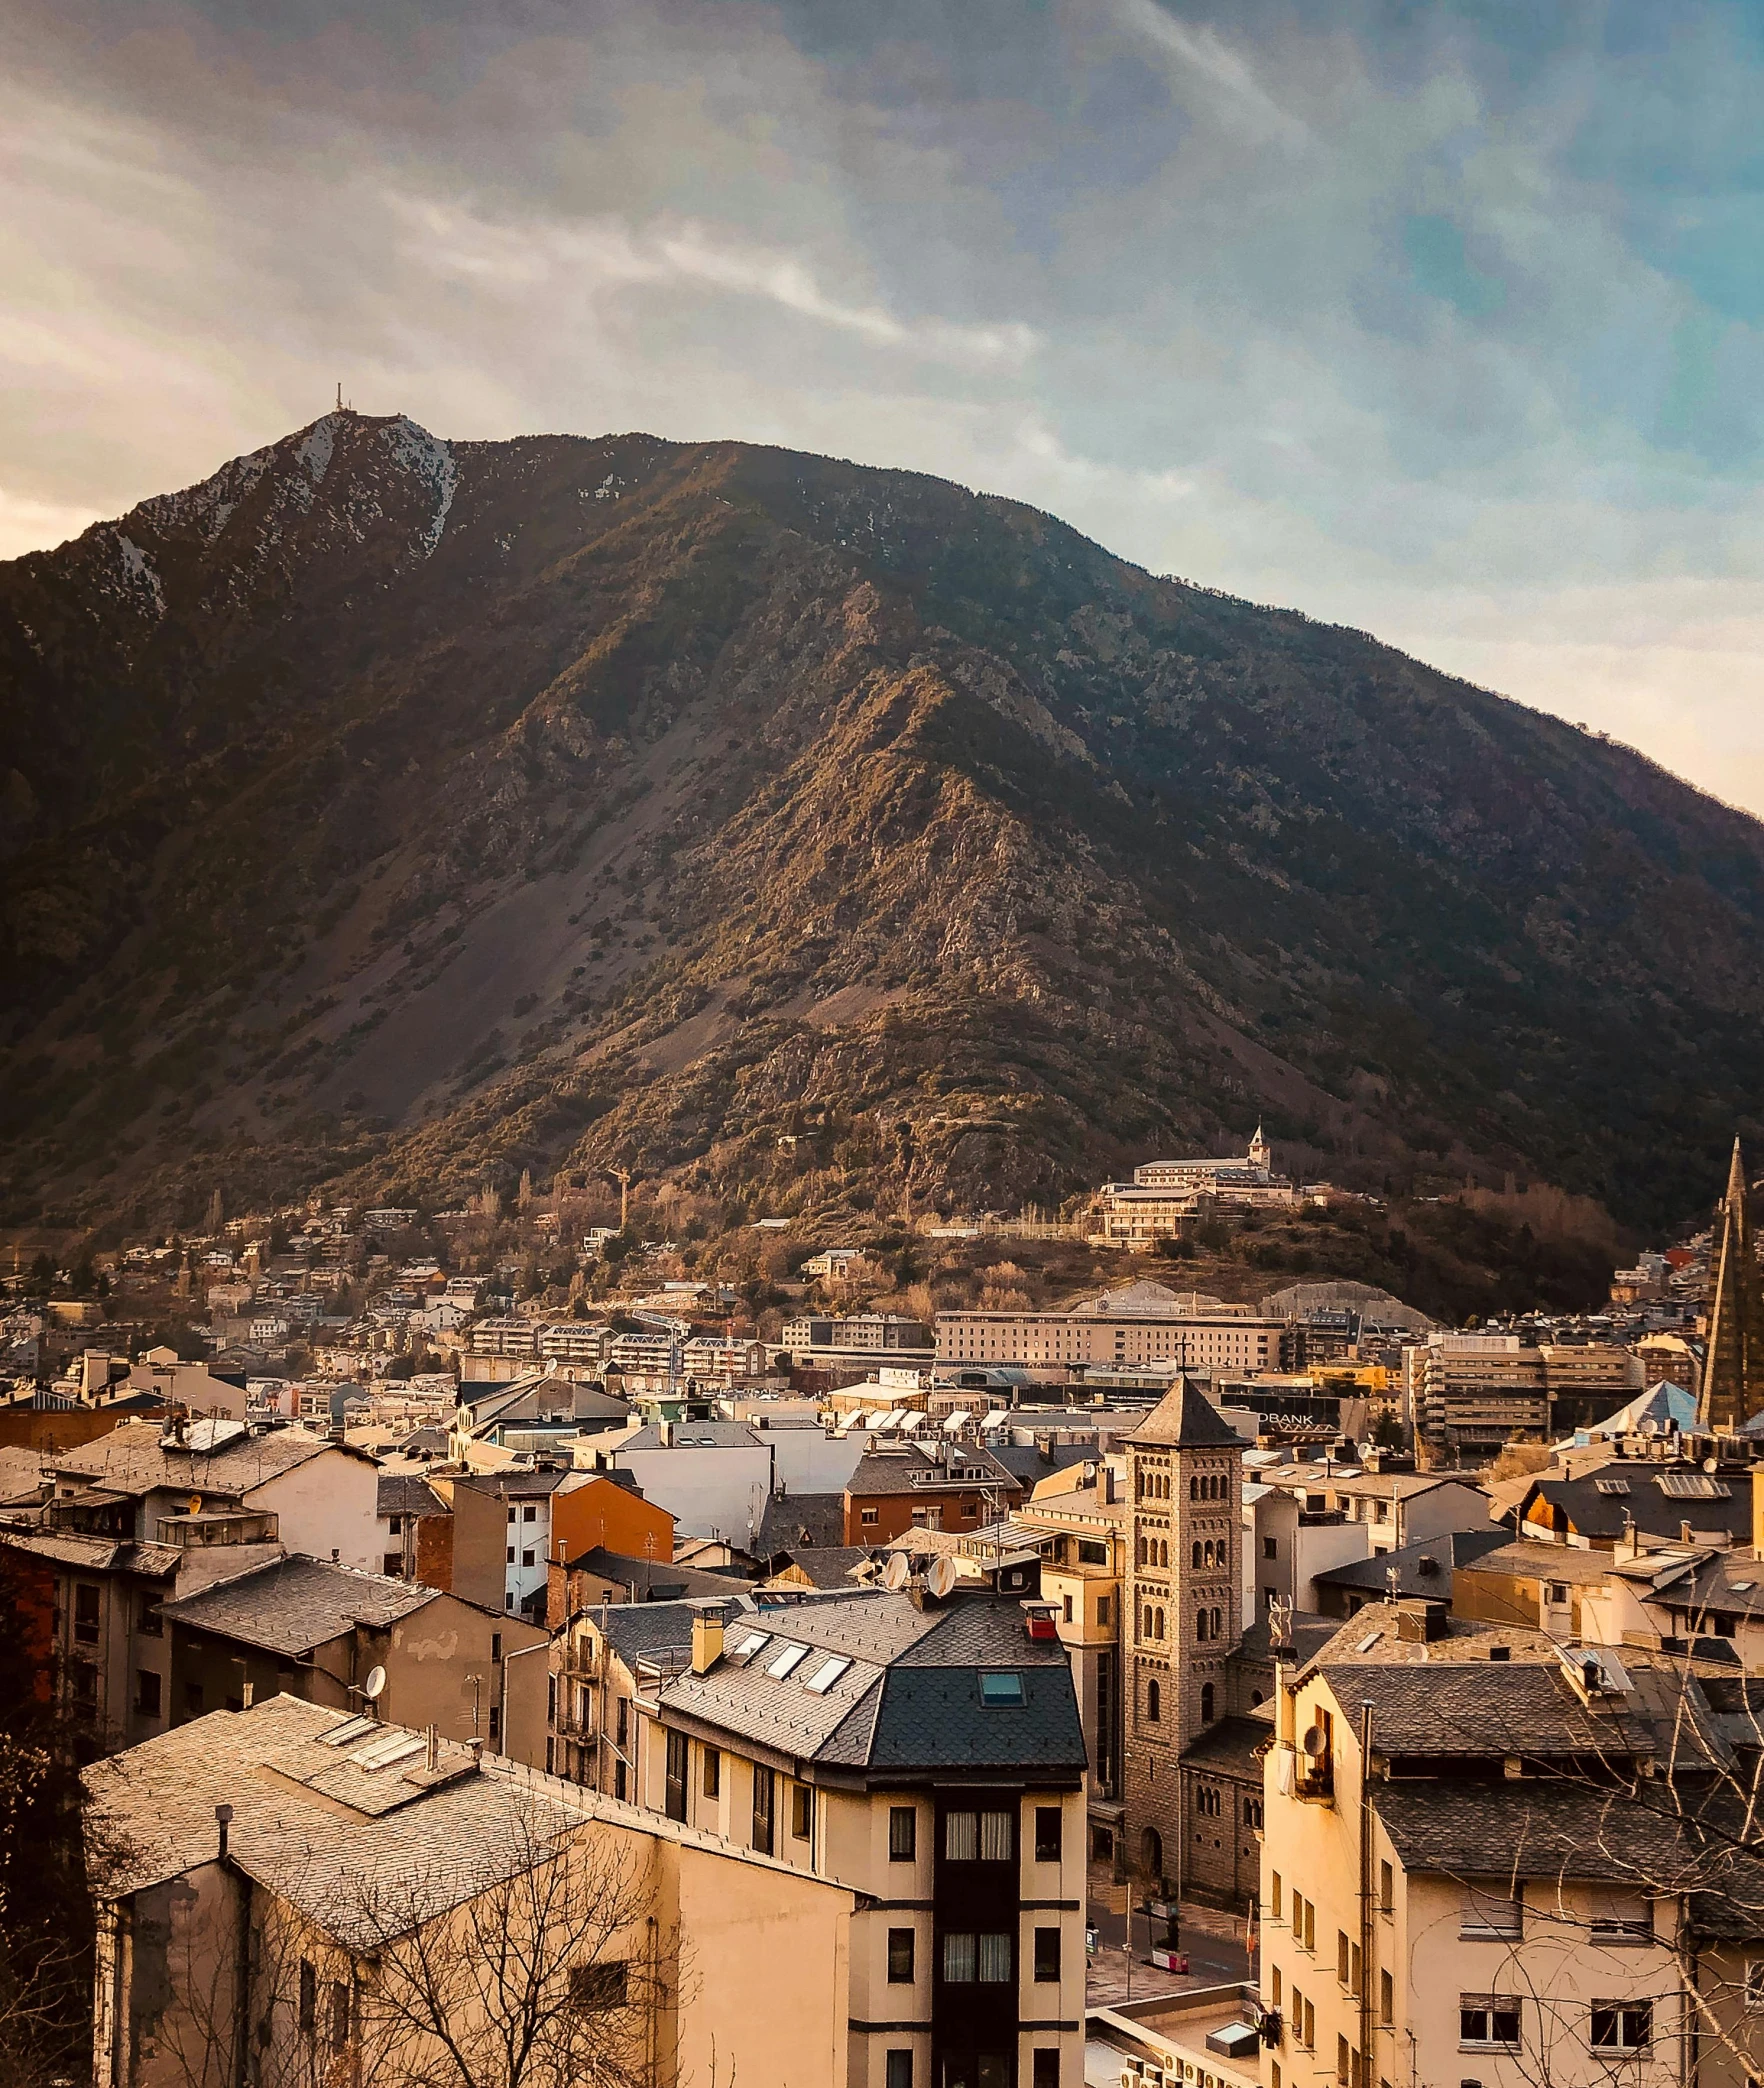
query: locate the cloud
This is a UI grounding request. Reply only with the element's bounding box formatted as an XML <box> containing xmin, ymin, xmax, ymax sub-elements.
<box><xmin>1112</xmin><ymin>0</ymin><xmax>1308</xmax><ymax>147</ymax></box>
<box><xmin>3</xmin><ymin>0</ymin><xmax>1764</xmax><ymax>812</ymax></box>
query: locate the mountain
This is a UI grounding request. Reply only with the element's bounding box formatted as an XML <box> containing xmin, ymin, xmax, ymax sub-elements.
<box><xmin>3</xmin><ymin>409</ymin><xmax>1762</xmax><ymax>1242</ymax></box>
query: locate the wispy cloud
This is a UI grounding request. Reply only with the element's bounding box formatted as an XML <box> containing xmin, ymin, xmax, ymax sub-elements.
<box><xmin>1113</xmin><ymin>0</ymin><xmax>1307</xmax><ymax>147</ymax></box>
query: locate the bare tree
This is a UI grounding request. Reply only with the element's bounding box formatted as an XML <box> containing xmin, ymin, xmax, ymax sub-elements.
<box><xmin>343</xmin><ymin>1808</ymin><xmax>665</xmax><ymax>2088</ymax></box>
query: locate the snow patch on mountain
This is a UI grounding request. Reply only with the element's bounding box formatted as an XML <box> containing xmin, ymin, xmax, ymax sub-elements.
<box><xmin>114</xmin><ymin>533</ymin><xmax>165</xmax><ymax>618</ymax></box>
<box><xmin>137</xmin><ymin>444</ymin><xmax>274</xmax><ymax>545</ymax></box>
<box><xmin>382</xmin><ymin>416</ymin><xmax>457</xmax><ymax>557</ymax></box>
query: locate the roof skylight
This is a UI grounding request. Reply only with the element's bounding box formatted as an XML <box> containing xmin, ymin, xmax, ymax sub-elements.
<box><xmin>979</xmin><ymin>1671</ymin><xmax>1025</xmax><ymax>1706</ymax></box>
<box><xmin>804</xmin><ymin>1656</ymin><xmax>850</xmax><ymax>1694</ymax></box>
<box><xmin>767</xmin><ymin>1642</ymin><xmax>809</xmax><ymax>1677</ymax></box>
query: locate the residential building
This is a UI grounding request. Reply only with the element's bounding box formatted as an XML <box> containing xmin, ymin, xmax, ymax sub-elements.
<box><xmin>158</xmin><ymin>1553</ymin><xmax>548</xmax><ymax>1760</ymax></box>
<box><xmin>601</xmin><ymin>1421</ymin><xmax>774</xmax><ymax>1544</ymax></box>
<box><xmin>1306</xmin><ymin>1528</ymin><xmax>1511</xmax><ymax>1617</ymax></box>
<box><xmin>780</xmin><ymin>1313</ymin><xmax>938</xmax><ymax>1373</ymax></box>
<box><xmin>1634</xmin><ymin>1332</ymin><xmax>1701</xmax><ymax>1395</ymax></box>
<box><xmin>1407</xmin><ymin>1333</ymin><xmax>1549</xmax><ymax>1457</ymax></box>
<box><xmin>1513</xmin><ymin>1451</ymin><xmax>1754</xmax><ymax>1550</ymax></box>
<box><xmin>843</xmin><ymin>1441</ymin><xmax>1023</xmax><ymax>1544</ymax></box>
<box><xmin>44</xmin><ymin>1418</ymin><xmax>385</xmax><ymax>1570</ymax></box>
<box><xmin>87</xmin><ymin>1695</ymin><xmax>859</xmax><ymax>2088</ymax></box>
<box><xmin>1540</xmin><ymin>1343</ymin><xmax>1646</xmax><ymax>1434</ymax></box>
<box><xmin>1257</xmin><ymin>1606</ymin><xmax>1764</xmax><ymax>2088</ymax></box>
<box><xmin>645</xmin><ymin>1587</ymin><xmax>1089</xmax><ymax>2088</ymax></box>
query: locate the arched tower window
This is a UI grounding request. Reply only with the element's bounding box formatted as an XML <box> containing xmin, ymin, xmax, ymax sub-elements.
<box><xmin>1147</xmin><ymin>1679</ymin><xmax>1161</xmax><ymax>1723</ymax></box>
<box><xmin>1201</xmin><ymin>1682</ymin><xmax>1216</xmax><ymax>1723</ymax></box>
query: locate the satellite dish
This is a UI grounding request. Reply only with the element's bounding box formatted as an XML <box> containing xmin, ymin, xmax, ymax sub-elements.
<box><xmin>363</xmin><ymin>1666</ymin><xmax>387</xmax><ymax>1702</ymax></box>
<box><xmin>882</xmin><ymin>1553</ymin><xmax>910</xmax><ymax>1592</ymax></box>
<box><xmin>927</xmin><ymin>1555</ymin><xmax>958</xmax><ymax>1600</ymax></box>
<box><xmin>1300</xmin><ymin>1724</ymin><xmax>1327</xmax><ymax>1758</ymax></box>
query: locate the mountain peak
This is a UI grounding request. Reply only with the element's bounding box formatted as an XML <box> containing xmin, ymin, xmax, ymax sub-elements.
<box><xmin>2</xmin><ymin>423</ymin><xmax>1762</xmax><ymax>1242</ymax></box>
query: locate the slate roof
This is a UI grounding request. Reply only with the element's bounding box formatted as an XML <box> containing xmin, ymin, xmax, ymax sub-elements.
<box><xmin>1521</xmin><ymin>1461</ymin><xmax>1754</xmax><ymax>1545</ymax></box>
<box><xmin>567</xmin><ymin>1548</ymin><xmax>750</xmax><ymax>1603</ymax></box>
<box><xmin>1179</xmin><ymin>1714</ymin><xmax>1272</xmax><ymax>1778</ymax></box>
<box><xmin>51</xmin><ymin>1419</ymin><xmax>339</xmax><ymax>1497</ymax></box>
<box><xmin>754</xmin><ymin>1490</ymin><xmax>846</xmax><ymax>1557</ymax></box>
<box><xmin>1126</xmin><ymin>1376</ymin><xmax>1243</xmax><ymax>1450</ymax></box>
<box><xmin>0</xmin><ymin>1447</ymin><xmax>50</xmax><ymax>1506</ymax></box>
<box><xmin>597</xmin><ymin>1594</ymin><xmax>754</xmax><ymax>1668</ymax></box>
<box><xmin>1456</xmin><ymin>1539</ymin><xmax>1623</xmax><ymax>1587</ymax></box>
<box><xmin>618</xmin><ymin>1423</ymin><xmax>765</xmax><ymax>1452</ymax></box>
<box><xmin>771</xmin><ymin>1547</ymin><xmax>877</xmax><ymax>1589</ymax></box>
<box><xmin>661</xmin><ymin>1588</ymin><xmax>1085</xmax><ymax>1780</ymax></box>
<box><xmin>86</xmin><ymin>1694</ymin><xmax>845</xmax><ymax>1950</ymax></box>
<box><xmin>376</xmin><ymin>1472</ymin><xmax>448</xmax><ymax>1518</ymax></box>
<box><xmin>1</xmin><ymin>1528</ymin><xmax>181</xmax><ymax>1579</ymax></box>
<box><xmin>987</xmin><ymin>1442</ymin><xmax>1099</xmax><ymax>1488</ymax></box>
<box><xmin>844</xmin><ymin>1445</ymin><xmax>1020</xmax><ymax>1496</ymax></box>
<box><xmin>1372</xmin><ymin>1777</ymin><xmax>1712</xmax><ymax>1886</ymax></box>
<box><xmin>1310</xmin><ymin>1528</ymin><xmax>1510</xmax><ymax>1598</ymax></box>
<box><xmin>160</xmin><ymin>1555</ymin><xmax>437</xmax><ymax>1656</ymax></box>
<box><xmin>1237</xmin><ymin>1612</ymin><xmax>1338</xmax><ymax>1668</ymax></box>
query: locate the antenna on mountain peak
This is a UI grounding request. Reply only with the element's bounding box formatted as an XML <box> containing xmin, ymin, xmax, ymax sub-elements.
<box><xmin>336</xmin><ymin>380</ymin><xmax>343</xmax><ymax>413</ymax></box>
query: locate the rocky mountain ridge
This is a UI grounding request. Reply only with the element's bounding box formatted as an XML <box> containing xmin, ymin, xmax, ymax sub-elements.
<box><xmin>3</xmin><ymin>410</ymin><xmax>1762</xmax><ymax>1239</ymax></box>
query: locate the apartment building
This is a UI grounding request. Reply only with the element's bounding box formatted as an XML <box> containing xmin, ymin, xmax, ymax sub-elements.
<box><xmin>1258</xmin><ymin>1607</ymin><xmax>1764</xmax><ymax>2088</ymax></box>
<box><xmin>1406</xmin><ymin>1334</ymin><xmax>1549</xmax><ymax>1457</ymax></box>
<box><xmin>88</xmin><ymin>1695</ymin><xmax>859</xmax><ymax>2088</ymax></box>
<box><xmin>645</xmin><ymin>1588</ymin><xmax>1089</xmax><ymax>2088</ymax></box>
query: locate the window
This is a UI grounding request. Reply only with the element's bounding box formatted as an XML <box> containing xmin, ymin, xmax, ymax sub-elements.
<box><xmin>298</xmin><ymin>1960</ymin><xmax>317</xmax><ymax>2035</ymax></box>
<box><xmin>384</xmin><ymin>1553</ymin><xmax>403</xmax><ymax>1577</ymax></box>
<box><xmin>1033</xmin><ymin>2052</ymin><xmax>1060</xmax><ymax>2088</ymax></box>
<box><xmin>886</xmin><ymin>2054</ymin><xmax>913</xmax><ymax>2088</ymax></box>
<box><xmin>943</xmin><ymin>1932</ymin><xmax>977</xmax><ymax>1983</ymax></box>
<box><xmin>1270</xmin><ymin>1873</ymin><xmax>1283</xmax><ymax>1921</ymax></box>
<box><xmin>1337</xmin><ymin>1931</ymin><xmax>1351</xmax><ymax>1986</ymax></box>
<box><xmin>861</xmin><ymin>1507</ymin><xmax>880</xmax><ymax>1526</ymax></box>
<box><xmin>1546</xmin><ymin>1581</ymin><xmax>1570</xmax><ymax>1605</ymax></box>
<box><xmin>1148</xmin><ymin>1679</ymin><xmax>1161</xmax><ymax>1723</ymax></box>
<box><xmin>752</xmin><ymin>1766</ymin><xmax>775</xmax><ymax>1855</ymax></box>
<box><xmin>1461</xmin><ymin>1998</ymin><xmax>1522</xmax><ymax>2050</ymax></box>
<box><xmin>1034</xmin><ymin>1927</ymin><xmax>1061</xmax><ymax>1982</ymax></box>
<box><xmin>1264</xmin><ymin>1536</ymin><xmax>1278</xmax><ymax>1559</ymax></box>
<box><xmin>977</xmin><ymin>1933</ymin><xmax>1012</xmax><ymax>1983</ymax></box>
<box><xmin>569</xmin><ymin>1962</ymin><xmax>629</xmax><ymax>2012</ymax></box>
<box><xmin>888</xmin><ymin>1928</ymin><xmax>916</xmax><ymax>1982</ymax></box>
<box><xmin>1460</xmin><ymin>1884</ymin><xmax>1522</xmax><ymax>1940</ymax></box>
<box><xmin>1591</xmin><ymin>1893</ymin><xmax>1652</xmax><ymax>1945</ymax></box>
<box><xmin>184</xmin><ymin>1680</ymin><xmax>204</xmax><ymax>1719</ymax></box>
<box><xmin>1272</xmin><ymin>1968</ymin><xmax>1282</xmax><ymax>2009</ymax></box>
<box><xmin>1097</xmin><ymin>1596</ymin><xmax>1111</xmax><ymax>1626</ymax></box>
<box><xmin>135</xmin><ymin>1669</ymin><xmax>162</xmax><ymax>1718</ymax></box>
<box><xmin>1063</xmin><ymin>1593</ymin><xmax>1073</xmax><ymax>1624</ymax></box>
<box><xmin>1338</xmin><ymin>2034</ymin><xmax>1350</xmax><ymax>2085</ymax></box>
<box><xmin>945</xmin><ymin>1811</ymin><xmax>978</xmax><ymax>1861</ymax></box>
<box><xmin>522</xmin><ymin>1504</ymin><xmax>536</xmax><ymax>1522</ymax></box>
<box><xmin>979</xmin><ymin>1672</ymin><xmax>1024</xmax><ymax>1706</ymax></box>
<box><xmin>665</xmin><ymin>1730</ymin><xmax>688</xmax><ymax>1822</ymax></box>
<box><xmin>1379</xmin><ymin>1861</ymin><xmax>1393</xmax><ymax>1914</ymax></box>
<box><xmin>329</xmin><ymin>1981</ymin><xmax>350</xmax><ymax>2052</ymax></box>
<box><xmin>507</xmin><ymin>1546</ymin><xmax>517</xmax><ymax>1564</ymax></box>
<box><xmin>1591</xmin><ymin>2003</ymin><xmax>1651</xmax><ymax>2053</ymax></box>
<box><xmin>138</xmin><ymin>1596</ymin><xmax>163</xmax><ymax>1638</ymax></box>
<box><xmin>74</xmin><ymin>1584</ymin><xmax>100</xmax><ymax>1645</ymax></box>
<box><xmin>703</xmin><ymin>1747</ymin><xmax>720</xmax><ymax>1800</ymax></box>
<box><xmin>1035</xmin><ymin>1805</ymin><xmax>1062</xmax><ymax>1863</ymax></box>
<box><xmin>488</xmin><ymin>1704</ymin><xmax>500</xmax><ymax>1744</ymax></box>
<box><xmin>521</xmin><ymin>1550</ymin><xmax>535</xmax><ymax>1567</ymax></box>
<box><xmin>1380</xmin><ymin>1970</ymin><xmax>1393</xmax><ymax>2026</ymax></box>
<box><xmin>792</xmin><ymin>1784</ymin><xmax>814</xmax><ymax>1840</ymax></box>
<box><xmin>508</xmin><ymin>1507</ymin><xmax>518</xmax><ymax>1524</ymax></box>
<box><xmin>890</xmin><ymin>1805</ymin><xmax>917</xmax><ymax>1861</ymax></box>
<box><xmin>1201</xmin><ymin>1682</ymin><xmax>1216</xmax><ymax>1723</ymax></box>
<box><xmin>979</xmin><ymin>1810</ymin><xmax>1013</xmax><ymax>1862</ymax></box>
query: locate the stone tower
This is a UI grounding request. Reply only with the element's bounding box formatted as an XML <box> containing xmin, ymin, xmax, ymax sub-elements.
<box><xmin>1701</xmin><ymin>1138</ymin><xmax>1763</xmax><ymax>1432</ymax></box>
<box><xmin>1120</xmin><ymin>1376</ymin><xmax>1245</xmax><ymax>1898</ymax></box>
<box><xmin>1247</xmin><ymin>1123</ymin><xmax>1270</xmax><ymax>1174</ymax></box>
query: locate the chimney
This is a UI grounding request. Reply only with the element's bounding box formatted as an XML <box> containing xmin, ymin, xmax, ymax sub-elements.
<box><xmin>691</xmin><ymin>1605</ymin><xmax>725</xmax><ymax>1674</ymax></box>
<box><xmin>426</xmin><ymin>1723</ymin><xmax>439</xmax><ymax>1772</ymax></box>
<box><xmin>215</xmin><ymin>1803</ymin><xmax>233</xmax><ymax>1860</ymax></box>
<box><xmin>1681</xmin><ymin>1520</ymin><xmax>1693</xmax><ymax>1546</ymax></box>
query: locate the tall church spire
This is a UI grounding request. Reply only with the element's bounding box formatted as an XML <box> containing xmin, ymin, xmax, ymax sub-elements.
<box><xmin>1699</xmin><ymin>1138</ymin><xmax>1762</xmax><ymax>1431</ymax></box>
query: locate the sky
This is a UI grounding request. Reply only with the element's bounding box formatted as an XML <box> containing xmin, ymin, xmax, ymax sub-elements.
<box><xmin>9</xmin><ymin>1</ymin><xmax>1764</xmax><ymax>815</ymax></box>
